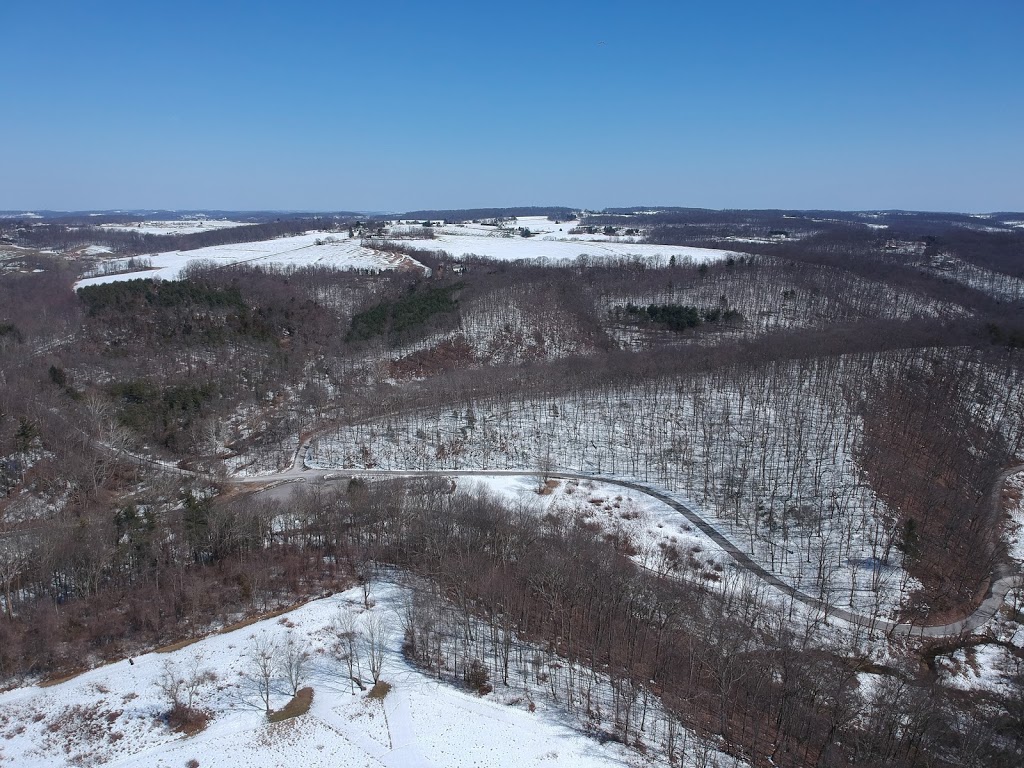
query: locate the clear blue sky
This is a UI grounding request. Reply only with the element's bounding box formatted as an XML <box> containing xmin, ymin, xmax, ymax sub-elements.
<box><xmin>2</xmin><ymin>0</ymin><xmax>1021</xmax><ymax>212</ymax></box>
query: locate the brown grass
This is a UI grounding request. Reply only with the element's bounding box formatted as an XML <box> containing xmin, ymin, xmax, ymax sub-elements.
<box><xmin>267</xmin><ymin>687</ymin><xmax>314</xmax><ymax>722</ymax></box>
<box><xmin>367</xmin><ymin>681</ymin><xmax>392</xmax><ymax>700</ymax></box>
<box><xmin>219</xmin><ymin>603</ymin><xmax>305</xmax><ymax>634</ymax></box>
<box><xmin>38</xmin><ymin>669</ymin><xmax>87</xmax><ymax>688</ymax></box>
<box><xmin>536</xmin><ymin>479</ymin><xmax>559</xmax><ymax>496</ymax></box>
<box><xmin>157</xmin><ymin>601</ymin><xmax>312</xmax><ymax>653</ymax></box>
<box><xmin>155</xmin><ymin>637</ymin><xmax>205</xmax><ymax>654</ymax></box>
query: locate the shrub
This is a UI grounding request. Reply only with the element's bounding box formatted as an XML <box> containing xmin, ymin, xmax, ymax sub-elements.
<box><xmin>167</xmin><ymin>704</ymin><xmax>210</xmax><ymax>736</ymax></box>
<box><xmin>463</xmin><ymin>659</ymin><xmax>491</xmax><ymax>695</ymax></box>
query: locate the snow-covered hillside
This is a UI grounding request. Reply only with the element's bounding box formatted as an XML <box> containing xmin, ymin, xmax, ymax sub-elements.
<box><xmin>410</xmin><ymin>216</ymin><xmax>739</xmax><ymax>265</ymax></box>
<box><xmin>97</xmin><ymin>220</ymin><xmax>255</xmax><ymax>236</ymax></box>
<box><xmin>74</xmin><ymin>232</ymin><xmax>423</xmax><ymax>289</ymax></box>
<box><xmin>0</xmin><ymin>583</ymin><xmax>743</xmax><ymax>768</ymax></box>
<box><xmin>307</xmin><ymin>358</ymin><xmax>920</xmax><ymax>621</ymax></box>
<box><xmin>75</xmin><ymin>217</ymin><xmax>739</xmax><ymax>289</ymax></box>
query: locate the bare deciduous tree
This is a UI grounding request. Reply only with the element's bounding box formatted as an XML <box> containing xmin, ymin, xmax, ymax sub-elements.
<box><xmin>156</xmin><ymin>656</ymin><xmax>216</xmax><ymax>722</ymax></box>
<box><xmin>364</xmin><ymin>613</ymin><xmax>388</xmax><ymax>684</ymax></box>
<box><xmin>246</xmin><ymin>635</ymin><xmax>279</xmax><ymax>712</ymax></box>
<box><xmin>334</xmin><ymin>608</ymin><xmax>363</xmax><ymax>693</ymax></box>
<box><xmin>281</xmin><ymin>634</ymin><xmax>310</xmax><ymax>696</ymax></box>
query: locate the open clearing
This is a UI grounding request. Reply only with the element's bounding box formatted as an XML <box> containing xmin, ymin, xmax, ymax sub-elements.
<box><xmin>97</xmin><ymin>220</ymin><xmax>256</xmax><ymax>236</ymax></box>
<box><xmin>410</xmin><ymin>216</ymin><xmax>740</xmax><ymax>265</ymax></box>
<box><xmin>74</xmin><ymin>232</ymin><xmax>421</xmax><ymax>288</ymax></box>
<box><xmin>0</xmin><ymin>584</ymin><xmax>738</xmax><ymax>768</ymax></box>
<box><xmin>74</xmin><ymin>216</ymin><xmax>738</xmax><ymax>288</ymax></box>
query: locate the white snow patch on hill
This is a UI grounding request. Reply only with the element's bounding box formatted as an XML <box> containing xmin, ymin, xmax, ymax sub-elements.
<box><xmin>80</xmin><ymin>244</ymin><xmax>114</xmax><ymax>256</ymax></box>
<box><xmin>1004</xmin><ymin>471</ymin><xmax>1024</xmax><ymax>562</ymax></box>
<box><xmin>0</xmin><ymin>584</ymin><xmax>740</xmax><ymax>768</ymax></box>
<box><xmin>416</xmin><ymin>217</ymin><xmax>736</xmax><ymax>265</ymax></box>
<box><xmin>75</xmin><ymin>219</ymin><xmax>737</xmax><ymax>289</ymax></box>
<box><xmin>74</xmin><ymin>232</ymin><xmax>419</xmax><ymax>288</ymax></box>
<box><xmin>469</xmin><ymin>475</ymin><xmax>730</xmax><ymax>580</ymax></box>
<box><xmin>98</xmin><ymin>220</ymin><xmax>255</xmax><ymax>236</ymax></box>
<box><xmin>935</xmin><ymin>641</ymin><xmax>1023</xmax><ymax>697</ymax></box>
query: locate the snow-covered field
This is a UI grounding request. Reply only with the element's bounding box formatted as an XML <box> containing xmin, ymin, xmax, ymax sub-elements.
<box><xmin>97</xmin><ymin>220</ymin><xmax>255</xmax><ymax>236</ymax></box>
<box><xmin>79</xmin><ymin>245</ymin><xmax>114</xmax><ymax>256</ymax></box>
<box><xmin>411</xmin><ymin>217</ymin><xmax>738</xmax><ymax>265</ymax></box>
<box><xmin>75</xmin><ymin>217</ymin><xmax>740</xmax><ymax>289</ymax></box>
<box><xmin>0</xmin><ymin>583</ymin><xmax>742</xmax><ymax>768</ymax></box>
<box><xmin>935</xmin><ymin>641</ymin><xmax>1024</xmax><ymax>697</ymax></box>
<box><xmin>74</xmin><ymin>232</ymin><xmax>420</xmax><ymax>289</ymax></box>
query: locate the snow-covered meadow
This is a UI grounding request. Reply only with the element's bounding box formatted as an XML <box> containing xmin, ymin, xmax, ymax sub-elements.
<box><xmin>97</xmin><ymin>220</ymin><xmax>255</xmax><ymax>237</ymax></box>
<box><xmin>74</xmin><ymin>232</ymin><xmax>420</xmax><ymax>289</ymax></box>
<box><xmin>405</xmin><ymin>217</ymin><xmax>739</xmax><ymax>266</ymax></box>
<box><xmin>0</xmin><ymin>583</ymin><xmax>743</xmax><ymax>768</ymax></box>
<box><xmin>75</xmin><ymin>216</ymin><xmax>740</xmax><ymax>289</ymax></box>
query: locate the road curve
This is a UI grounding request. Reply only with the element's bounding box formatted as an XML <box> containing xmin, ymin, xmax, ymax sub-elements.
<box><xmin>234</xmin><ymin>465</ymin><xmax>1024</xmax><ymax>639</ymax></box>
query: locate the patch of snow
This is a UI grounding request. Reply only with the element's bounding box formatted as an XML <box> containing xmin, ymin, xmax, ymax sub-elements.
<box><xmin>81</xmin><ymin>245</ymin><xmax>113</xmax><ymax>256</ymax></box>
<box><xmin>98</xmin><ymin>220</ymin><xmax>255</xmax><ymax>236</ymax></box>
<box><xmin>0</xmin><ymin>583</ymin><xmax>741</xmax><ymax>768</ymax></box>
<box><xmin>73</xmin><ymin>232</ymin><xmax>422</xmax><ymax>289</ymax></box>
<box><xmin>392</xmin><ymin>217</ymin><xmax>735</xmax><ymax>264</ymax></box>
<box><xmin>469</xmin><ymin>475</ymin><xmax>730</xmax><ymax>580</ymax></box>
<box><xmin>423</xmin><ymin>230</ymin><xmax>737</xmax><ymax>266</ymax></box>
<box><xmin>1004</xmin><ymin>471</ymin><xmax>1024</xmax><ymax>562</ymax></box>
<box><xmin>935</xmin><ymin>642</ymin><xmax>1022</xmax><ymax>696</ymax></box>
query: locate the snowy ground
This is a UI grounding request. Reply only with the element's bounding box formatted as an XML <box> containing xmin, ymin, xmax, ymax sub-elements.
<box><xmin>0</xmin><ymin>584</ymin><xmax>742</xmax><ymax>768</ymax></box>
<box><xmin>933</xmin><ymin>586</ymin><xmax>1024</xmax><ymax>696</ymax></box>
<box><xmin>922</xmin><ymin>255</ymin><xmax>1024</xmax><ymax>302</ymax></box>
<box><xmin>307</xmin><ymin>366</ymin><xmax>920</xmax><ymax>622</ymax></box>
<box><xmin>74</xmin><ymin>232</ymin><xmax>420</xmax><ymax>288</ymax></box>
<box><xmin>75</xmin><ymin>218</ymin><xmax>740</xmax><ymax>289</ymax></box>
<box><xmin>458</xmin><ymin>475</ymin><xmax>877</xmax><ymax>649</ymax></box>
<box><xmin>97</xmin><ymin>220</ymin><xmax>255</xmax><ymax>236</ymax></box>
<box><xmin>469</xmin><ymin>475</ymin><xmax>731</xmax><ymax>581</ymax></box>
<box><xmin>934</xmin><ymin>641</ymin><xmax>1023</xmax><ymax>697</ymax></box>
<box><xmin>79</xmin><ymin>245</ymin><xmax>114</xmax><ymax>256</ymax></box>
<box><xmin>1003</xmin><ymin>471</ymin><xmax>1024</xmax><ymax>562</ymax></box>
<box><xmin>408</xmin><ymin>217</ymin><xmax>738</xmax><ymax>266</ymax></box>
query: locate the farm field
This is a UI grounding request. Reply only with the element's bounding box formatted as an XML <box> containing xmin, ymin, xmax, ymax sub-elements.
<box><xmin>74</xmin><ymin>232</ymin><xmax>422</xmax><ymax>288</ymax></box>
<box><xmin>97</xmin><ymin>220</ymin><xmax>256</xmax><ymax>236</ymax></box>
<box><xmin>74</xmin><ymin>216</ymin><xmax>740</xmax><ymax>289</ymax></box>
<box><xmin>407</xmin><ymin>216</ymin><xmax>741</xmax><ymax>265</ymax></box>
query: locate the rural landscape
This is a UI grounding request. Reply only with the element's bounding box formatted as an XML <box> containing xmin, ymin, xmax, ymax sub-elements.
<box><xmin>3</xmin><ymin>1</ymin><xmax>1022</xmax><ymax>765</ymax></box>
<box><xmin>1</xmin><ymin>206</ymin><xmax>1022</xmax><ymax>766</ymax></box>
